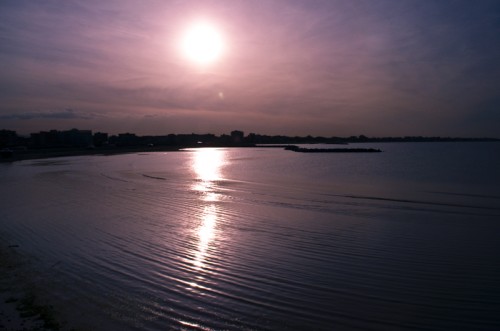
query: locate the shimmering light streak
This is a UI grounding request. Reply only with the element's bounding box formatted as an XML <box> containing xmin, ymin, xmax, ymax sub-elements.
<box><xmin>190</xmin><ymin>148</ymin><xmax>226</xmax><ymax>271</ymax></box>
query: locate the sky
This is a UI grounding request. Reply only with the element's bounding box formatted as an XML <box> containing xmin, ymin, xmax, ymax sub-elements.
<box><xmin>1</xmin><ymin>0</ymin><xmax>500</xmax><ymax>137</ymax></box>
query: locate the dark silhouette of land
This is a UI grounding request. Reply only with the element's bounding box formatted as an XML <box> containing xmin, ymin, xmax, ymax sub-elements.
<box><xmin>284</xmin><ymin>145</ymin><xmax>382</xmax><ymax>153</ymax></box>
<box><xmin>1</xmin><ymin>128</ymin><xmax>498</xmax><ymax>161</ymax></box>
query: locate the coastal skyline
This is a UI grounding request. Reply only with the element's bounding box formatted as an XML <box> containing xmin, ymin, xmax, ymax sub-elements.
<box><xmin>1</xmin><ymin>0</ymin><xmax>500</xmax><ymax>137</ymax></box>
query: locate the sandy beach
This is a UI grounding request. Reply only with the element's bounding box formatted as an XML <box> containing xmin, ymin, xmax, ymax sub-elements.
<box><xmin>0</xmin><ymin>245</ymin><xmax>62</xmax><ymax>331</ymax></box>
<box><xmin>0</xmin><ymin>292</ymin><xmax>45</xmax><ymax>331</ymax></box>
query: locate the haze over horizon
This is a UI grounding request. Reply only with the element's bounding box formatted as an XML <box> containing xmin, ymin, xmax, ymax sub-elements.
<box><xmin>1</xmin><ymin>0</ymin><xmax>500</xmax><ymax>137</ymax></box>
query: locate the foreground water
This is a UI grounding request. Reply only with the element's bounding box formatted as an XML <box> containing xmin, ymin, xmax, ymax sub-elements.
<box><xmin>1</xmin><ymin>142</ymin><xmax>500</xmax><ymax>330</ymax></box>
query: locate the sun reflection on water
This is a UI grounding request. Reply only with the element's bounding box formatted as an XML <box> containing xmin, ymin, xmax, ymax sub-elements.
<box><xmin>193</xmin><ymin>205</ymin><xmax>217</xmax><ymax>269</ymax></box>
<box><xmin>193</xmin><ymin>148</ymin><xmax>223</xmax><ymax>181</ymax></box>
<box><xmin>190</xmin><ymin>148</ymin><xmax>226</xmax><ymax>271</ymax></box>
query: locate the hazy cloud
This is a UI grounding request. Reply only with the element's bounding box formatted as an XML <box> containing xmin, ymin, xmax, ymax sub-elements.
<box><xmin>0</xmin><ymin>109</ymin><xmax>96</xmax><ymax>120</ymax></box>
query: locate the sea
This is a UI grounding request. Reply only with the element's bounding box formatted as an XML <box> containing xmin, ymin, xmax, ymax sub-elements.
<box><xmin>1</xmin><ymin>142</ymin><xmax>500</xmax><ymax>330</ymax></box>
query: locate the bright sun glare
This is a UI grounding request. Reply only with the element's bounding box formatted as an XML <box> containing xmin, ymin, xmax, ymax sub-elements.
<box><xmin>181</xmin><ymin>21</ymin><xmax>224</xmax><ymax>65</ymax></box>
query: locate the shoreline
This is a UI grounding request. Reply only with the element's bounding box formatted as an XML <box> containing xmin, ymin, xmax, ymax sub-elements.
<box><xmin>2</xmin><ymin>140</ymin><xmax>499</xmax><ymax>163</ymax></box>
<box><xmin>0</xmin><ymin>245</ymin><xmax>49</xmax><ymax>330</ymax></box>
<box><xmin>0</xmin><ymin>145</ymin><xmax>183</xmax><ymax>163</ymax></box>
<box><xmin>0</xmin><ymin>242</ymin><xmax>71</xmax><ymax>331</ymax></box>
<box><xmin>0</xmin><ymin>291</ymin><xmax>53</xmax><ymax>331</ymax></box>
<box><xmin>0</xmin><ymin>144</ymin><xmax>262</xmax><ymax>163</ymax></box>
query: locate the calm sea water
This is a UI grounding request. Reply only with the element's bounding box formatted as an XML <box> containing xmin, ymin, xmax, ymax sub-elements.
<box><xmin>1</xmin><ymin>142</ymin><xmax>500</xmax><ymax>330</ymax></box>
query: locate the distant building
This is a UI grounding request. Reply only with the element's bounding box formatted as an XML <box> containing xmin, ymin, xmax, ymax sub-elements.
<box><xmin>63</xmin><ymin>129</ymin><xmax>93</xmax><ymax>147</ymax></box>
<box><xmin>93</xmin><ymin>132</ymin><xmax>109</xmax><ymax>147</ymax></box>
<box><xmin>113</xmin><ymin>133</ymin><xmax>139</xmax><ymax>146</ymax></box>
<box><xmin>230</xmin><ymin>130</ymin><xmax>244</xmax><ymax>144</ymax></box>
<box><xmin>0</xmin><ymin>130</ymin><xmax>18</xmax><ymax>147</ymax></box>
<box><xmin>30</xmin><ymin>131</ymin><xmax>56</xmax><ymax>147</ymax></box>
<box><xmin>30</xmin><ymin>129</ymin><xmax>93</xmax><ymax>148</ymax></box>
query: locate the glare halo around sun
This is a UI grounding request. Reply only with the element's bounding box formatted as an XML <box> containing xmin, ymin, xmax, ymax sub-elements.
<box><xmin>181</xmin><ymin>21</ymin><xmax>224</xmax><ymax>65</ymax></box>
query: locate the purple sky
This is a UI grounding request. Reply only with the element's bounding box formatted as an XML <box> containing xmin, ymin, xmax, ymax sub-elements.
<box><xmin>1</xmin><ymin>0</ymin><xmax>499</xmax><ymax>137</ymax></box>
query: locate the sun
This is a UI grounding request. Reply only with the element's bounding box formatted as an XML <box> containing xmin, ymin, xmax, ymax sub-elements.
<box><xmin>181</xmin><ymin>21</ymin><xmax>224</xmax><ymax>65</ymax></box>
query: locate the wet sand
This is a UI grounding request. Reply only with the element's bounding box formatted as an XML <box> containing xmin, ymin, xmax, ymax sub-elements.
<box><xmin>0</xmin><ymin>245</ymin><xmax>63</xmax><ymax>331</ymax></box>
<box><xmin>0</xmin><ymin>292</ymin><xmax>46</xmax><ymax>331</ymax></box>
<box><xmin>1</xmin><ymin>145</ymin><xmax>183</xmax><ymax>163</ymax></box>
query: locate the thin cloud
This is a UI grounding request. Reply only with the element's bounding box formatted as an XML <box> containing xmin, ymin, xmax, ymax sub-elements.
<box><xmin>0</xmin><ymin>109</ymin><xmax>95</xmax><ymax>120</ymax></box>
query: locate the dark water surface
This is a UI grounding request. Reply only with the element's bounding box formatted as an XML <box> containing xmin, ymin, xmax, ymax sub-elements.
<box><xmin>1</xmin><ymin>142</ymin><xmax>500</xmax><ymax>330</ymax></box>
